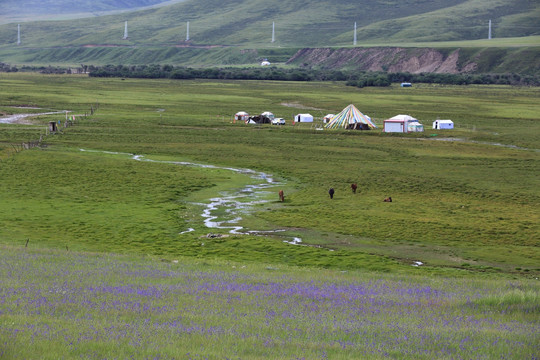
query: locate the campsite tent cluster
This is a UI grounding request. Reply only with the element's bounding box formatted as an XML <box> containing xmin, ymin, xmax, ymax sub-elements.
<box><xmin>236</xmin><ymin>105</ymin><xmax>453</xmax><ymax>131</ymax></box>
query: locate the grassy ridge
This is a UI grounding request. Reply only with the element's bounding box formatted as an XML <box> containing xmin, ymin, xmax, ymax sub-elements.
<box><xmin>0</xmin><ymin>73</ymin><xmax>539</xmax><ymax>276</ymax></box>
<box><xmin>0</xmin><ymin>0</ymin><xmax>538</xmax><ymax>68</ymax></box>
<box><xmin>0</xmin><ymin>0</ymin><xmax>538</xmax><ymax>47</ymax></box>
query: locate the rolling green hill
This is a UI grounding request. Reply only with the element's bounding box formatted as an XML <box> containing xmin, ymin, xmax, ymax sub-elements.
<box><xmin>0</xmin><ymin>0</ymin><xmax>187</xmax><ymax>24</ymax></box>
<box><xmin>0</xmin><ymin>0</ymin><xmax>538</xmax><ymax>68</ymax></box>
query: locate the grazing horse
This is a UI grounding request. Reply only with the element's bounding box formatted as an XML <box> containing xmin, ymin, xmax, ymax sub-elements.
<box><xmin>383</xmin><ymin>197</ymin><xmax>392</xmax><ymax>202</ymax></box>
<box><xmin>351</xmin><ymin>183</ymin><xmax>358</xmax><ymax>193</ymax></box>
<box><xmin>278</xmin><ymin>190</ymin><xmax>284</xmax><ymax>202</ymax></box>
<box><xmin>328</xmin><ymin>188</ymin><xmax>335</xmax><ymax>199</ymax></box>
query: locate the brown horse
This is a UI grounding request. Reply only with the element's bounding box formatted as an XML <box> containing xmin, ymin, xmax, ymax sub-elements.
<box><xmin>351</xmin><ymin>183</ymin><xmax>358</xmax><ymax>193</ymax></box>
<box><xmin>279</xmin><ymin>190</ymin><xmax>284</xmax><ymax>202</ymax></box>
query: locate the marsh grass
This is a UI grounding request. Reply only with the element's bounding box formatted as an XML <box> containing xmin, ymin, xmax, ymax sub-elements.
<box><xmin>0</xmin><ymin>74</ymin><xmax>539</xmax><ymax>276</ymax></box>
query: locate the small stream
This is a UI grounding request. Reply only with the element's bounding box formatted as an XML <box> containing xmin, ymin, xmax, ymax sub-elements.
<box><xmin>0</xmin><ymin>111</ymin><xmax>68</xmax><ymax>124</ymax></box>
<box><xmin>81</xmin><ymin>149</ymin><xmax>305</xmax><ymax>245</ymax></box>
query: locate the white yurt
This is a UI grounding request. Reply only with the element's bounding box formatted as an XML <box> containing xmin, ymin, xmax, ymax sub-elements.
<box><xmin>261</xmin><ymin>111</ymin><xmax>274</xmax><ymax>120</ymax></box>
<box><xmin>234</xmin><ymin>111</ymin><xmax>249</xmax><ymax>122</ymax></box>
<box><xmin>323</xmin><ymin>114</ymin><xmax>335</xmax><ymax>123</ymax></box>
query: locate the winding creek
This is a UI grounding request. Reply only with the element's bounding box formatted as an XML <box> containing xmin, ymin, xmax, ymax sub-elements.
<box><xmin>80</xmin><ymin>149</ymin><xmax>306</xmax><ymax>246</ymax></box>
<box><xmin>0</xmin><ymin>111</ymin><xmax>68</xmax><ymax>124</ymax></box>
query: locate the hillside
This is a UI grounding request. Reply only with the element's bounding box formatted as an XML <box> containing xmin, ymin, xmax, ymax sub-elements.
<box><xmin>1</xmin><ymin>0</ymin><xmax>538</xmax><ymax>47</ymax></box>
<box><xmin>286</xmin><ymin>46</ymin><xmax>540</xmax><ymax>75</ymax></box>
<box><xmin>0</xmin><ymin>0</ymin><xmax>538</xmax><ymax>71</ymax></box>
<box><xmin>0</xmin><ymin>0</ymin><xmax>187</xmax><ymax>24</ymax></box>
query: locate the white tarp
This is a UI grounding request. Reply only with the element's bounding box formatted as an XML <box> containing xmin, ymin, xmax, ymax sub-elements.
<box><xmin>433</xmin><ymin>120</ymin><xmax>454</xmax><ymax>129</ymax></box>
<box><xmin>295</xmin><ymin>113</ymin><xmax>313</xmax><ymax>122</ymax></box>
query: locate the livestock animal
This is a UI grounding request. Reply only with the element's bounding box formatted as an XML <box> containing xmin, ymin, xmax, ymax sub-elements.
<box><xmin>328</xmin><ymin>188</ymin><xmax>335</xmax><ymax>199</ymax></box>
<box><xmin>383</xmin><ymin>197</ymin><xmax>392</xmax><ymax>202</ymax></box>
<box><xmin>279</xmin><ymin>190</ymin><xmax>284</xmax><ymax>202</ymax></box>
<box><xmin>351</xmin><ymin>183</ymin><xmax>358</xmax><ymax>193</ymax></box>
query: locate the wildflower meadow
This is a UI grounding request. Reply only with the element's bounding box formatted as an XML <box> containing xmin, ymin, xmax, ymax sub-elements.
<box><xmin>1</xmin><ymin>246</ymin><xmax>538</xmax><ymax>359</ymax></box>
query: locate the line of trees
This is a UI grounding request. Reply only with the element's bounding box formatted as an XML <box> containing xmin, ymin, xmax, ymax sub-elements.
<box><xmin>1</xmin><ymin>62</ymin><xmax>538</xmax><ymax>86</ymax></box>
<box><xmin>88</xmin><ymin>65</ymin><xmax>540</xmax><ymax>86</ymax></box>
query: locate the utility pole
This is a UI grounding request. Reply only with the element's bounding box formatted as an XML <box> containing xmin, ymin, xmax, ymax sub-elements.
<box><xmin>186</xmin><ymin>21</ymin><xmax>190</xmax><ymax>41</ymax></box>
<box><xmin>123</xmin><ymin>21</ymin><xmax>128</xmax><ymax>40</ymax></box>
<box><xmin>488</xmin><ymin>19</ymin><xmax>492</xmax><ymax>40</ymax></box>
<box><xmin>17</xmin><ymin>24</ymin><xmax>21</xmax><ymax>45</ymax></box>
<box><xmin>353</xmin><ymin>22</ymin><xmax>357</xmax><ymax>46</ymax></box>
<box><xmin>271</xmin><ymin>22</ymin><xmax>275</xmax><ymax>43</ymax></box>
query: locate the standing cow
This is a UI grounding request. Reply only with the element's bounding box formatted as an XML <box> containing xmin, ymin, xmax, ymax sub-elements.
<box><xmin>278</xmin><ymin>190</ymin><xmax>284</xmax><ymax>202</ymax></box>
<box><xmin>351</xmin><ymin>183</ymin><xmax>358</xmax><ymax>193</ymax></box>
<box><xmin>328</xmin><ymin>188</ymin><xmax>335</xmax><ymax>199</ymax></box>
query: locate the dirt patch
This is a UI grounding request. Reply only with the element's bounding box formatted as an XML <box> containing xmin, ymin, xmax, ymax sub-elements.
<box><xmin>287</xmin><ymin>47</ymin><xmax>476</xmax><ymax>74</ymax></box>
<box><xmin>281</xmin><ymin>102</ymin><xmax>321</xmax><ymax>110</ymax></box>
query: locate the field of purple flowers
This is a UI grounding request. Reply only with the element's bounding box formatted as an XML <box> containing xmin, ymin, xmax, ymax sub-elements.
<box><xmin>1</xmin><ymin>245</ymin><xmax>538</xmax><ymax>359</ymax></box>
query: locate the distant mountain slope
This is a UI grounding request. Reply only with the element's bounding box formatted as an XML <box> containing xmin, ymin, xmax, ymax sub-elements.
<box><xmin>0</xmin><ymin>0</ymin><xmax>174</xmax><ymax>16</ymax></box>
<box><xmin>0</xmin><ymin>0</ymin><xmax>189</xmax><ymax>24</ymax></box>
<box><xmin>0</xmin><ymin>0</ymin><xmax>538</xmax><ymax>71</ymax></box>
<box><xmin>0</xmin><ymin>0</ymin><xmax>538</xmax><ymax>47</ymax></box>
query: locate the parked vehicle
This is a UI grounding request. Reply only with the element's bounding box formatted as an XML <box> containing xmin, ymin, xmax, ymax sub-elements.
<box><xmin>272</xmin><ymin>118</ymin><xmax>286</xmax><ymax>125</ymax></box>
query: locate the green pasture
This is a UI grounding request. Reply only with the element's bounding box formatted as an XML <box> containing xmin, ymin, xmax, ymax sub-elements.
<box><xmin>0</xmin><ymin>73</ymin><xmax>539</xmax><ymax>277</ymax></box>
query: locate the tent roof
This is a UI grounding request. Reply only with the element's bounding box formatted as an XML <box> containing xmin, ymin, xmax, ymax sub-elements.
<box><xmin>325</xmin><ymin>104</ymin><xmax>377</xmax><ymax>129</ymax></box>
<box><xmin>387</xmin><ymin>114</ymin><xmax>417</xmax><ymax>121</ymax></box>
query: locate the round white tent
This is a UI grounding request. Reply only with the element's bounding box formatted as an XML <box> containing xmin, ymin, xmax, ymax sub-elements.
<box><xmin>261</xmin><ymin>111</ymin><xmax>274</xmax><ymax>120</ymax></box>
<box><xmin>234</xmin><ymin>111</ymin><xmax>249</xmax><ymax>122</ymax></box>
<box><xmin>323</xmin><ymin>114</ymin><xmax>335</xmax><ymax>123</ymax></box>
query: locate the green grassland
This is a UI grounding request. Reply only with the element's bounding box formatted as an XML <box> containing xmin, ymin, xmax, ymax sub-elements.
<box><xmin>0</xmin><ymin>73</ymin><xmax>539</xmax><ymax>277</ymax></box>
